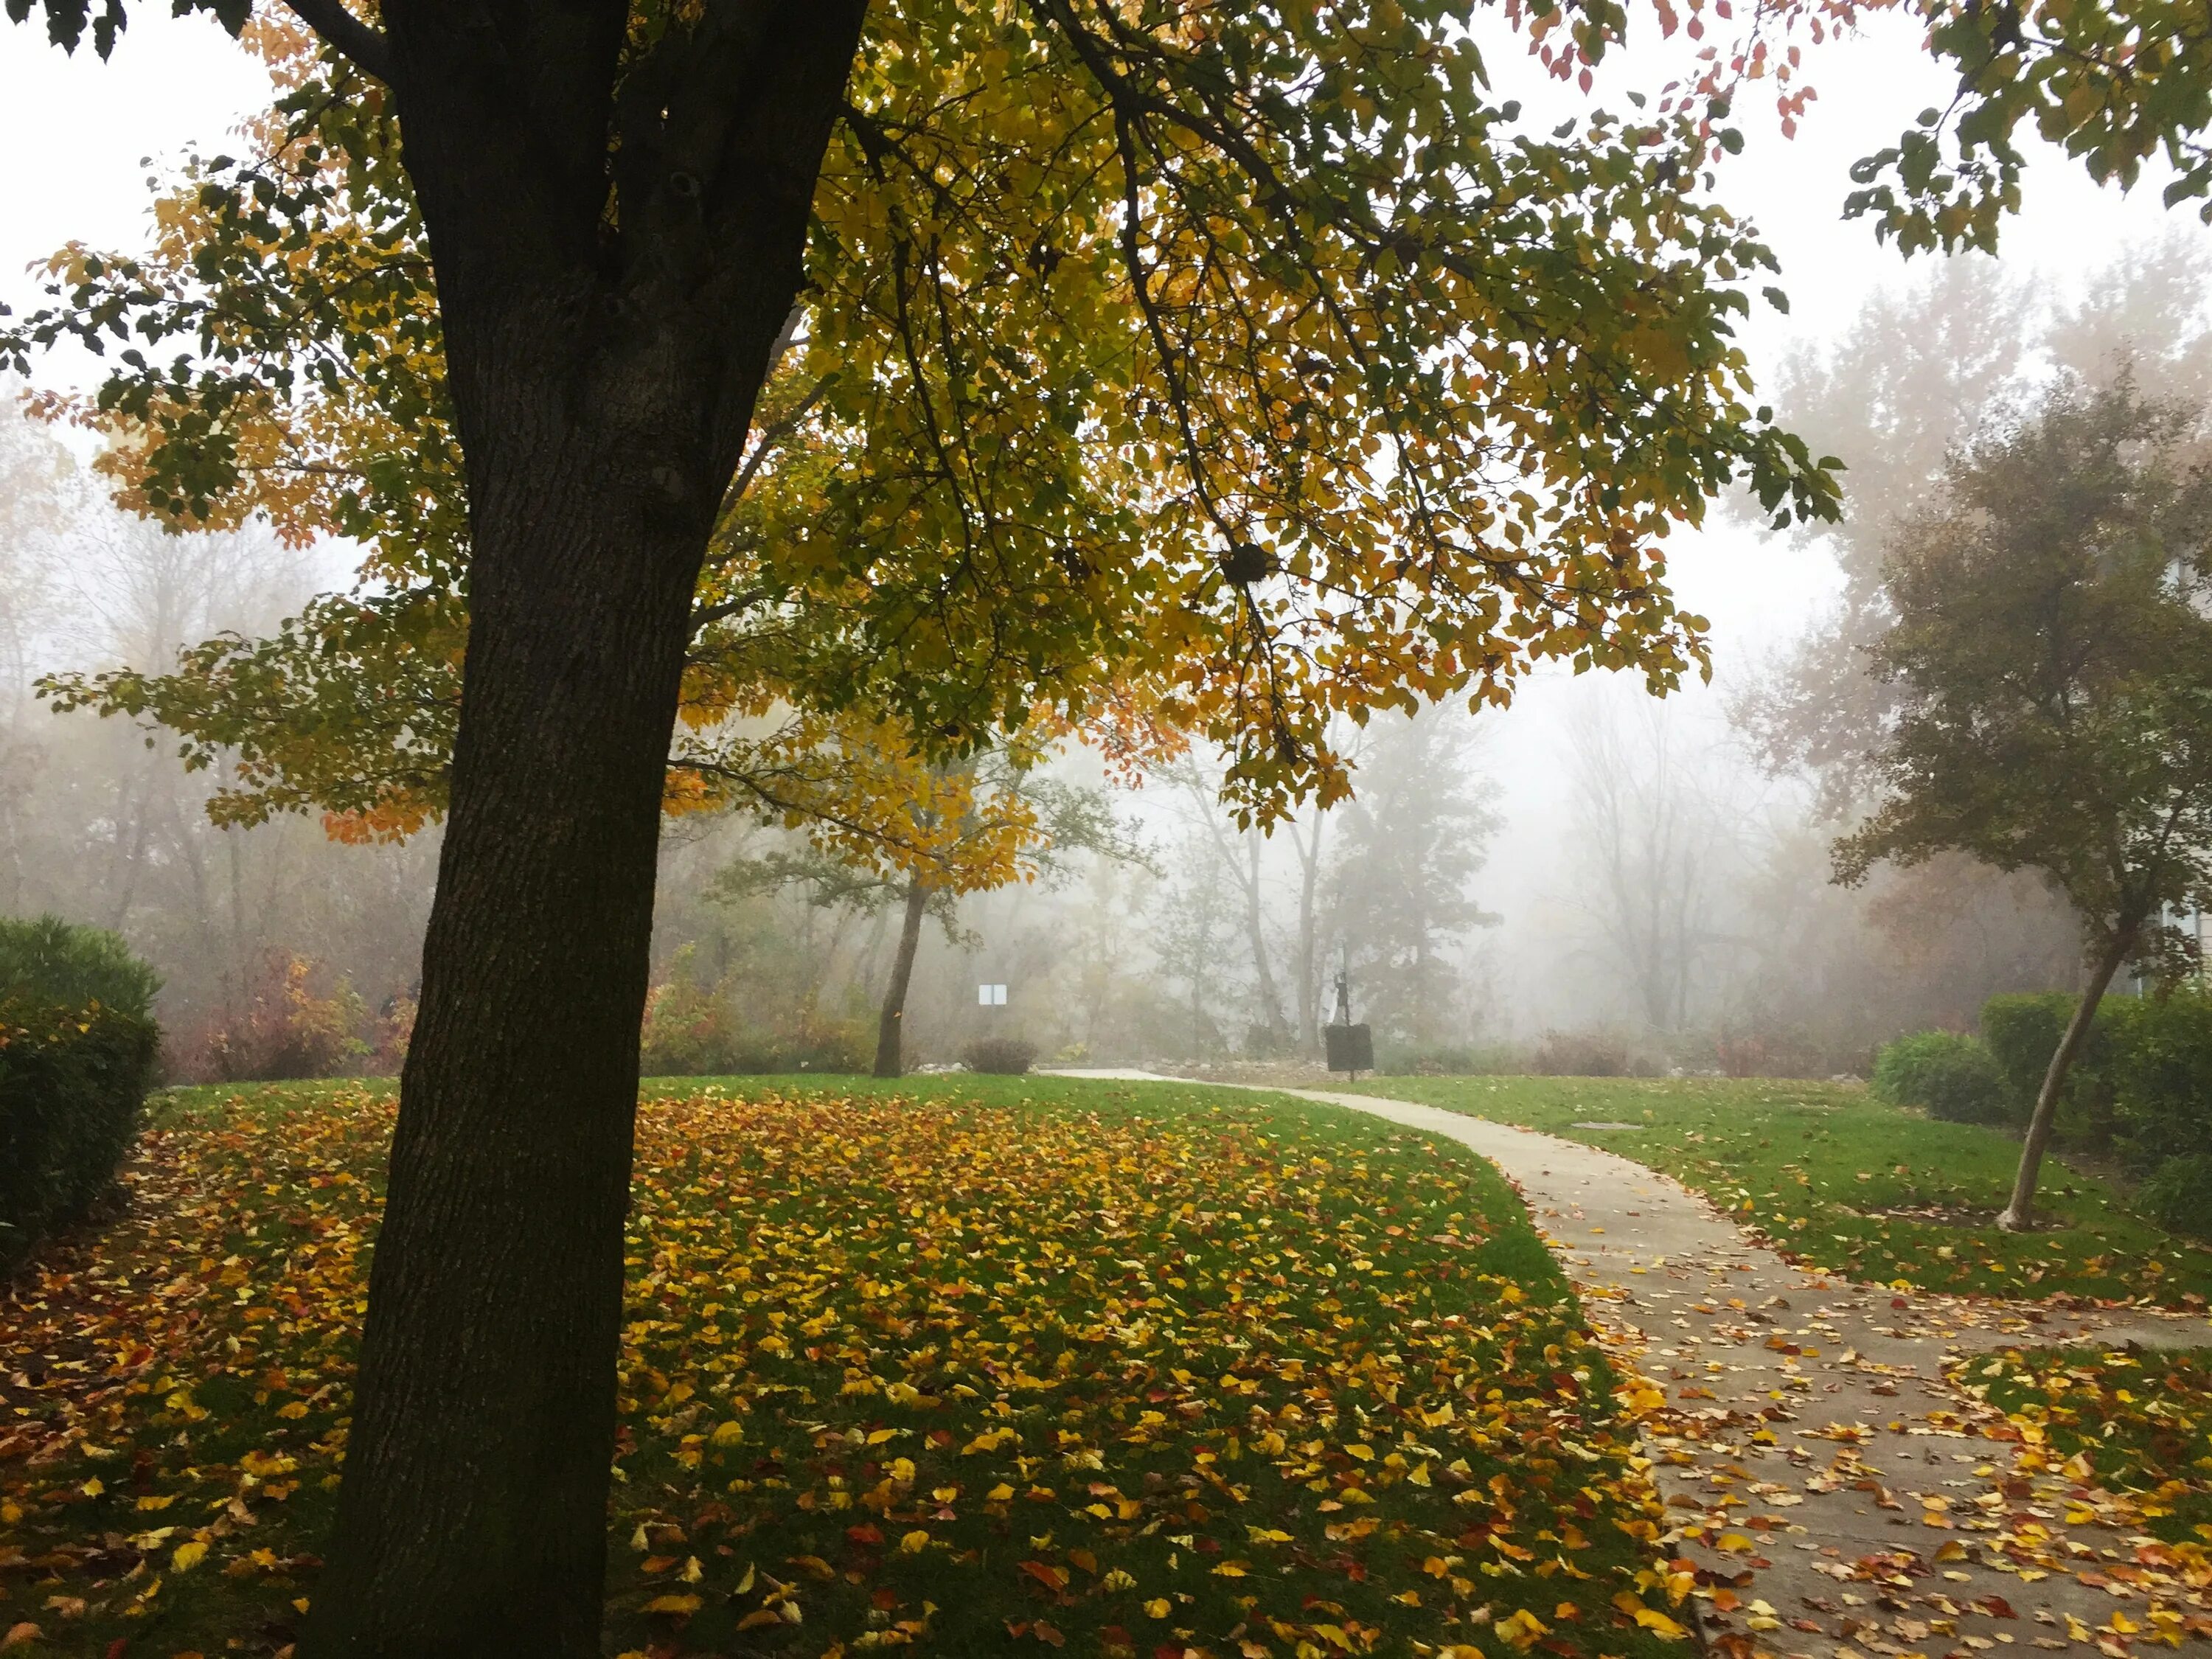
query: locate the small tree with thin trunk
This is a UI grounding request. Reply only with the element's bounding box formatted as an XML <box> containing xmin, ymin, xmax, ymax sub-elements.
<box><xmin>1836</xmin><ymin>377</ymin><xmax>2212</xmax><ymax>1231</ymax></box>
<box><xmin>716</xmin><ymin>740</ymin><xmax>1141</xmax><ymax>1077</ymax></box>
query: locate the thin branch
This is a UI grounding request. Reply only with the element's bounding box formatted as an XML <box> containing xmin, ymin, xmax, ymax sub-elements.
<box><xmin>279</xmin><ymin>0</ymin><xmax>393</xmax><ymax>83</ymax></box>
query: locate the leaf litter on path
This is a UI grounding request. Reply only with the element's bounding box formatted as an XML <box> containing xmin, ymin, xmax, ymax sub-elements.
<box><xmin>1267</xmin><ymin>1089</ymin><xmax>2212</xmax><ymax>1659</ymax></box>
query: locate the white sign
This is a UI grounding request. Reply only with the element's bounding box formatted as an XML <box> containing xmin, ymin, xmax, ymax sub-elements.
<box><xmin>977</xmin><ymin>983</ymin><xmax>1008</xmax><ymax>1006</ymax></box>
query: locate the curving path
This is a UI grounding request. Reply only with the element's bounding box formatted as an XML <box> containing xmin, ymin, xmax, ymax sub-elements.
<box><xmin>1051</xmin><ymin>1072</ymin><xmax>2212</xmax><ymax>1658</ymax></box>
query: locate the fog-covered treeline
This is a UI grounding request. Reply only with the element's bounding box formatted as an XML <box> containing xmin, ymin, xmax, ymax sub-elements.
<box><xmin>0</xmin><ymin>400</ymin><xmax>438</xmax><ymax>1074</ymax></box>
<box><xmin>7</xmin><ymin>234</ymin><xmax>2208</xmax><ymax>1078</ymax></box>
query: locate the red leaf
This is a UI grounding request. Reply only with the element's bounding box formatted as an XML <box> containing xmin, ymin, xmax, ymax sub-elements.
<box><xmin>1020</xmin><ymin>1559</ymin><xmax>1071</xmax><ymax>1592</ymax></box>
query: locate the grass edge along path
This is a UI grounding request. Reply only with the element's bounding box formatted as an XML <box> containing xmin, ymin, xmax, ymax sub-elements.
<box><xmin>1330</xmin><ymin>1075</ymin><xmax>2212</xmax><ymax>1308</ymax></box>
<box><xmin>1</xmin><ymin>1075</ymin><xmax>1700</xmax><ymax>1659</ymax></box>
<box><xmin>1958</xmin><ymin>1344</ymin><xmax>2212</xmax><ymax>1548</ymax></box>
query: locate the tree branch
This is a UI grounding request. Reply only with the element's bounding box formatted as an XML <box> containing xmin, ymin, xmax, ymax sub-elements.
<box><xmin>280</xmin><ymin>0</ymin><xmax>393</xmax><ymax>83</ymax></box>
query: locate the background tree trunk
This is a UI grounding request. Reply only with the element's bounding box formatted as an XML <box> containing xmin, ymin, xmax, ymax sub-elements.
<box><xmin>1239</xmin><ymin>830</ymin><xmax>1290</xmax><ymax>1046</ymax></box>
<box><xmin>1999</xmin><ymin>922</ymin><xmax>2136</xmax><ymax>1231</ymax></box>
<box><xmin>874</xmin><ymin>880</ymin><xmax>929</xmax><ymax>1077</ymax></box>
<box><xmin>1290</xmin><ymin>810</ymin><xmax>1325</xmax><ymax>1054</ymax></box>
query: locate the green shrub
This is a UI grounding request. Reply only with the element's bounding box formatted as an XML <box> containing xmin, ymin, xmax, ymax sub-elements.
<box><xmin>0</xmin><ymin>996</ymin><xmax>160</xmax><ymax>1272</ymax></box>
<box><xmin>2101</xmin><ymin>988</ymin><xmax>2212</xmax><ymax>1177</ymax></box>
<box><xmin>2136</xmin><ymin>1154</ymin><xmax>2212</xmax><ymax>1241</ymax></box>
<box><xmin>962</xmin><ymin>1037</ymin><xmax>1037</xmax><ymax>1076</ymax></box>
<box><xmin>1979</xmin><ymin>992</ymin><xmax>2127</xmax><ymax>1133</ymax></box>
<box><xmin>0</xmin><ymin>914</ymin><xmax>160</xmax><ymax>1020</ymax></box>
<box><xmin>1871</xmin><ymin>1030</ymin><xmax>2011</xmax><ymax>1123</ymax></box>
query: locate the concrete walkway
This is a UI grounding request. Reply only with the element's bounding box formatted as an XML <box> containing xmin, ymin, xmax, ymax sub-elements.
<box><xmin>1051</xmin><ymin>1072</ymin><xmax>2212</xmax><ymax>1658</ymax></box>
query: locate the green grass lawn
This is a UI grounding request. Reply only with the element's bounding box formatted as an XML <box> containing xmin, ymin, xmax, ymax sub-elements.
<box><xmin>1332</xmin><ymin>1075</ymin><xmax>2212</xmax><ymax>1306</ymax></box>
<box><xmin>1959</xmin><ymin>1346</ymin><xmax>2212</xmax><ymax>1545</ymax></box>
<box><xmin>1</xmin><ymin>1075</ymin><xmax>1693</xmax><ymax>1658</ymax></box>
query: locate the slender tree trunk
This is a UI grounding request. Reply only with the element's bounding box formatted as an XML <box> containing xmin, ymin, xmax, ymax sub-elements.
<box><xmin>307</xmin><ymin>6</ymin><xmax>868</xmax><ymax>1652</ymax></box>
<box><xmin>1293</xmin><ymin>810</ymin><xmax>1324</xmax><ymax>1054</ymax></box>
<box><xmin>874</xmin><ymin>880</ymin><xmax>929</xmax><ymax>1078</ymax></box>
<box><xmin>1240</xmin><ymin>830</ymin><xmax>1288</xmax><ymax>1044</ymax></box>
<box><xmin>1998</xmin><ymin>923</ymin><xmax>2136</xmax><ymax>1232</ymax></box>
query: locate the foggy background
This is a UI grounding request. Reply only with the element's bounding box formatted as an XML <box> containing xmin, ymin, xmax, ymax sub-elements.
<box><xmin>3</xmin><ymin>8</ymin><xmax>2203</xmax><ymax>1076</ymax></box>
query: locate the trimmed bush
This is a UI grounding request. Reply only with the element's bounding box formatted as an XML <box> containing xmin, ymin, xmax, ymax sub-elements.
<box><xmin>2101</xmin><ymin>988</ymin><xmax>2212</xmax><ymax>1177</ymax></box>
<box><xmin>962</xmin><ymin>1037</ymin><xmax>1037</xmax><ymax>1076</ymax></box>
<box><xmin>1979</xmin><ymin>992</ymin><xmax>2126</xmax><ymax>1132</ymax></box>
<box><xmin>1871</xmin><ymin>1030</ymin><xmax>2010</xmax><ymax>1123</ymax></box>
<box><xmin>0</xmin><ymin>1002</ymin><xmax>159</xmax><ymax>1268</ymax></box>
<box><xmin>2137</xmin><ymin>1154</ymin><xmax>2212</xmax><ymax>1241</ymax></box>
<box><xmin>0</xmin><ymin>914</ymin><xmax>159</xmax><ymax>1020</ymax></box>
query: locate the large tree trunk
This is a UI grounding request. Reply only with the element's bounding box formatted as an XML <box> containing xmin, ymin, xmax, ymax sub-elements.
<box><xmin>313</xmin><ymin>448</ymin><xmax>703</xmax><ymax>1655</ymax></box>
<box><xmin>874</xmin><ymin>880</ymin><xmax>929</xmax><ymax>1077</ymax></box>
<box><xmin>1998</xmin><ymin>923</ymin><xmax>2135</xmax><ymax>1232</ymax></box>
<box><xmin>307</xmin><ymin>6</ymin><xmax>869</xmax><ymax>1653</ymax></box>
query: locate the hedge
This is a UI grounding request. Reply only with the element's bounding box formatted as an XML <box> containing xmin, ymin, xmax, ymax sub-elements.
<box><xmin>0</xmin><ymin>914</ymin><xmax>159</xmax><ymax>1020</ymax></box>
<box><xmin>0</xmin><ymin>996</ymin><xmax>159</xmax><ymax>1271</ymax></box>
<box><xmin>0</xmin><ymin>915</ymin><xmax>162</xmax><ymax>1272</ymax></box>
<box><xmin>1869</xmin><ymin>1029</ymin><xmax>2010</xmax><ymax>1123</ymax></box>
<box><xmin>1969</xmin><ymin>987</ymin><xmax>2212</xmax><ymax>1242</ymax></box>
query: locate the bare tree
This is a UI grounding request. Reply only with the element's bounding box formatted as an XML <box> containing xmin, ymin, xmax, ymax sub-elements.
<box><xmin>1564</xmin><ymin>693</ymin><xmax>1746</xmax><ymax>1035</ymax></box>
<box><xmin>1166</xmin><ymin>755</ymin><xmax>1290</xmax><ymax>1051</ymax></box>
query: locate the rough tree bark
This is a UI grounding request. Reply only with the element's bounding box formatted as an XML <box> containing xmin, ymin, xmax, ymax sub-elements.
<box><xmin>874</xmin><ymin>879</ymin><xmax>930</xmax><ymax>1077</ymax></box>
<box><xmin>1997</xmin><ymin>921</ymin><xmax>2138</xmax><ymax>1233</ymax></box>
<box><xmin>302</xmin><ymin>4</ymin><xmax>870</xmax><ymax>1654</ymax></box>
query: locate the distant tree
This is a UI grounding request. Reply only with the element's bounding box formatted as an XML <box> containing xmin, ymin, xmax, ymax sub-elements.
<box><xmin>1837</xmin><ymin>378</ymin><xmax>2212</xmax><ymax>1230</ymax></box>
<box><xmin>1565</xmin><ymin>695</ymin><xmax>1744</xmax><ymax>1034</ymax></box>
<box><xmin>718</xmin><ymin>748</ymin><xmax>1139</xmax><ymax>1077</ymax></box>
<box><xmin>1742</xmin><ymin>241</ymin><xmax>2212</xmax><ymax>802</ymax></box>
<box><xmin>1152</xmin><ymin>833</ymin><xmax>1242</xmax><ymax>1060</ymax></box>
<box><xmin>1327</xmin><ymin>711</ymin><xmax>1498</xmax><ymax>1050</ymax></box>
<box><xmin>1730</xmin><ymin>246</ymin><xmax>2209</xmax><ymax>1054</ymax></box>
<box><xmin>1164</xmin><ymin>754</ymin><xmax>1295</xmax><ymax>1053</ymax></box>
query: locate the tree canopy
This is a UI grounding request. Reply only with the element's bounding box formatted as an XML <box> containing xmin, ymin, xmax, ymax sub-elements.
<box><xmin>7</xmin><ymin>4</ymin><xmax>1840</xmax><ymax>833</ymax></box>
<box><xmin>1836</xmin><ymin>378</ymin><xmax>2212</xmax><ymax>958</ymax></box>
